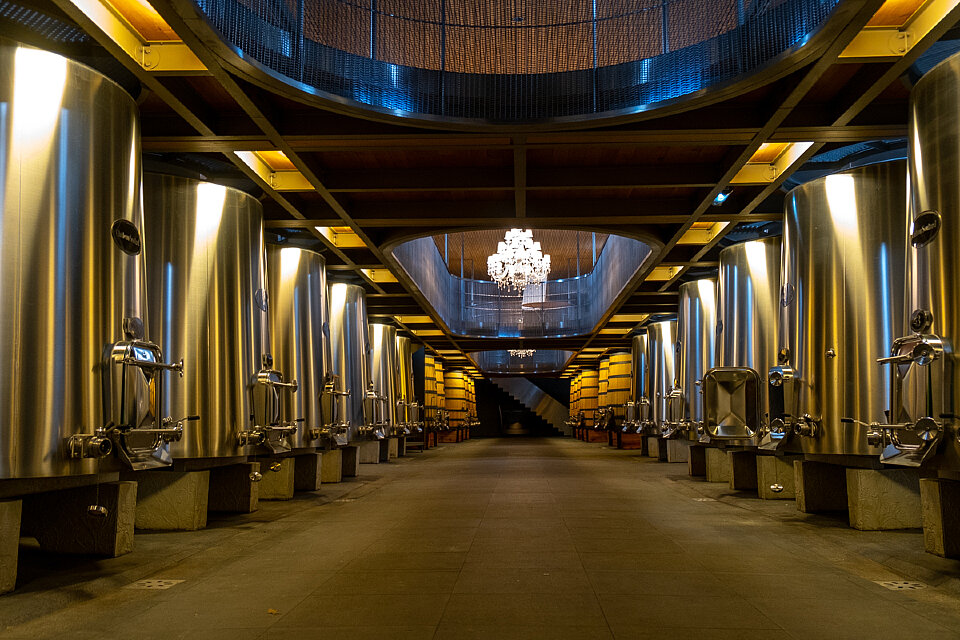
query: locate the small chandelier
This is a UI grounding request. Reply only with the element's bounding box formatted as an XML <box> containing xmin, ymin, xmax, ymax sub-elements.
<box><xmin>487</xmin><ymin>229</ymin><xmax>551</xmax><ymax>291</ymax></box>
<box><xmin>509</xmin><ymin>349</ymin><xmax>535</xmax><ymax>358</ymax></box>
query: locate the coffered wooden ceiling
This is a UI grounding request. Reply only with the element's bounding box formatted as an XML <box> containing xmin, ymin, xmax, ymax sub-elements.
<box><xmin>28</xmin><ymin>0</ymin><xmax>960</xmax><ymax>375</ymax></box>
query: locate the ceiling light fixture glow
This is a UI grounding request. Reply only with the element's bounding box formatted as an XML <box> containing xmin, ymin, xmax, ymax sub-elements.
<box><xmin>487</xmin><ymin>229</ymin><xmax>551</xmax><ymax>291</ymax></box>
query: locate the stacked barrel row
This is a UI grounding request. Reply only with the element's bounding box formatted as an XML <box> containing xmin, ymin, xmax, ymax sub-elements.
<box><xmin>570</xmin><ymin>369</ymin><xmax>600</xmax><ymax>441</ymax></box>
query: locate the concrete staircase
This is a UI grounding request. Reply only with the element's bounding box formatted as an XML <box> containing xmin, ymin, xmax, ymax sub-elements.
<box><xmin>490</xmin><ymin>377</ymin><xmax>571</xmax><ymax>437</ymax></box>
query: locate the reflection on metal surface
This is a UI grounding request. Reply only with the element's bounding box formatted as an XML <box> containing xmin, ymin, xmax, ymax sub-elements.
<box><xmin>143</xmin><ymin>173</ymin><xmax>270</xmax><ymax>459</ymax></box>
<box><xmin>646</xmin><ymin>320</ymin><xmax>677</xmax><ymax>435</ymax></box>
<box><xmin>779</xmin><ymin>161</ymin><xmax>907</xmax><ymax>457</ymax></box>
<box><xmin>0</xmin><ymin>45</ymin><xmax>178</xmax><ymax>478</ymax></box>
<box><xmin>671</xmin><ymin>279</ymin><xmax>717</xmax><ymax>440</ymax></box>
<box><xmin>266</xmin><ymin>246</ymin><xmax>330</xmax><ymax>448</ymax></box>
<box><xmin>368</xmin><ymin>322</ymin><xmax>397</xmax><ymax>438</ymax></box>
<box><xmin>705</xmin><ymin>238</ymin><xmax>781</xmax><ymax>444</ymax></box>
<box><xmin>879</xmin><ymin>55</ymin><xmax>960</xmax><ymax>470</ymax></box>
<box><xmin>328</xmin><ymin>283</ymin><xmax>372</xmax><ymax>442</ymax></box>
<box><xmin>623</xmin><ymin>333</ymin><xmax>649</xmax><ymax>433</ymax></box>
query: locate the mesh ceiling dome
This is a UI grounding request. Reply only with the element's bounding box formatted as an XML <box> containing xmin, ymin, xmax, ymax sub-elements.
<box><xmin>192</xmin><ymin>0</ymin><xmax>840</xmax><ymax>125</ymax></box>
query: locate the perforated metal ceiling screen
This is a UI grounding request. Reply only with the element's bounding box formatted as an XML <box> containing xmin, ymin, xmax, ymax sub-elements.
<box><xmin>194</xmin><ymin>0</ymin><xmax>839</xmax><ymax>123</ymax></box>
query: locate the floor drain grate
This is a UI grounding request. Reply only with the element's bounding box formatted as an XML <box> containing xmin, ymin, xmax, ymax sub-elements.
<box><xmin>874</xmin><ymin>580</ymin><xmax>927</xmax><ymax>591</ymax></box>
<box><xmin>125</xmin><ymin>579</ymin><xmax>184</xmax><ymax>590</ymax></box>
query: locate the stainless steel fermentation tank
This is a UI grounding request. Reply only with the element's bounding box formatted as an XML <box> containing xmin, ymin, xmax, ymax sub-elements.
<box><xmin>143</xmin><ymin>174</ymin><xmax>296</xmax><ymax>458</ymax></box>
<box><xmin>623</xmin><ymin>333</ymin><xmax>649</xmax><ymax>432</ymax></box>
<box><xmin>771</xmin><ymin>161</ymin><xmax>907</xmax><ymax>458</ymax></box>
<box><xmin>0</xmin><ymin>45</ymin><xmax>183</xmax><ymax>478</ymax></box>
<box><xmin>702</xmin><ymin>238</ymin><xmax>781</xmax><ymax>445</ymax></box>
<box><xmin>266</xmin><ymin>245</ymin><xmax>340</xmax><ymax>449</ymax></box>
<box><xmin>395</xmin><ymin>335</ymin><xmax>422</xmax><ymax>434</ymax></box>
<box><xmin>669</xmin><ymin>279</ymin><xmax>717</xmax><ymax>441</ymax></box>
<box><xmin>328</xmin><ymin>282</ymin><xmax>374</xmax><ymax>442</ymax></box>
<box><xmin>645</xmin><ymin>320</ymin><xmax>678</xmax><ymax>434</ymax></box>
<box><xmin>871</xmin><ymin>56</ymin><xmax>960</xmax><ymax>469</ymax></box>
<box><xmin>369</xmin><ymin>322</ymin><xmax>399</xmax><ymax>437</ymax></box>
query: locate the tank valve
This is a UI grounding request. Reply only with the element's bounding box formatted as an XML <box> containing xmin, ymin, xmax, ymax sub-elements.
<box><xmin>86</xmin><ymin>505</ymin><xmax>109</xmax><ymax>519</ymax></box>
<box><xmin>308</xmin><ymin>428</ymin><xmax>322</xmax><ymax>440</ymax></box>
<box><xmin>867</xmin><ymin>429</ymin><xmax>886</xmax><ymax>447</ymax></box>
<box><xmin>68</xmin><ymin>430</ymin><xmax>113</xmax><ymax>459</ymax></box>
<box><xmin>269</xmin><ymin>461</ymin><xmax>282</xmax><ymax>472</ymax></box>
<box><xmin>769</xmin><ymin>484</ymin><xmax>784</xmax><ymax>494</ymax></box>
<box><xmin>249</xmin><ymin>471</ymin><xmax>263</xmax><ymax>482</ymax></box>
<box><xmin>795</xmin><ymin>415</ymin><xmax>820</xmax><ymax>438</ymax></box>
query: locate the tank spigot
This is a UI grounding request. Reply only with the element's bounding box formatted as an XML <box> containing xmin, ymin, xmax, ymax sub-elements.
<box><xmin>795</xmin><ymin>415</ymin><xmax>820</xmax><ymax>438</ymax></box>
<box><xmin>68</xmin><ymin>429</ymin><xmax>113</xmax><ymax>459</ymax></box>
<box><xmin>269</xmin><ymin>461</ymin><xmax>282</xmax><ymax>472</ymax></box>
<box><xmin>769</xmin><ymin>484</ymin><xmax>784</xmax><ymax>494</ymax></box>
<box><xmin>249</xmin><ymin>471</ymin><xmax>263</xmax><ymax>482</ymax></box>
<box><xmin>86</xmin><ymin>505</ymin><xmax>109</xmax><ymax>519</ymax></box>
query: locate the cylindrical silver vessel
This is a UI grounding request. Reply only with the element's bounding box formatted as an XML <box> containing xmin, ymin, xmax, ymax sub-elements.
<box><xmin>705</xmin><ymin>238</ymin><xmax>780</xmax><ymax>443</ymax></box>
<box><xmin>369</xmin><ymin>322</ymin><xmax>398</xmax><ymax>433</ymax></box>
<box><xmin>328</xmin><ymin>282</ymin><xmax>371</xmax><ymax>441</ymax></box>
<box><xmin>143</xmin><ymin>174</ymin><xmax>269</xmax><ymax>459</ymax></box>
<box><xmin>674</xmin><ymin>279</ymin><xmax>717</xmax><ymax>440</ymax></box>
<box><xmin>0</xmin><ymin>45</ymin><xmax>160</xmax><ymax>478</ymax></box>
<box><xmin>627</xmin><ymin>332</ymin><xmax>649</xmax><ymax>431</ymax></box>
<box><xmin>903</xmin><ymin>54</ymin><xmax>960</xmax><ymax>470</ymax></box>
<box><xmin>646</xmin><ymin>320</ymin><xmax>677</xmax><ymax>433</ymax></box>
<box><xmin>780</xmin><ymin>161</ymin><xmax>907</xmax><ymax>456</ymax></box>
<box><xmin>267</xmin><ymin>245</ymin><xmax>329</xmax><ymax>450</ymax></box>
<box><xmin>396</xmin><ymin>335</ymin><xmax>417</xmax><ymax>429</ymax></box>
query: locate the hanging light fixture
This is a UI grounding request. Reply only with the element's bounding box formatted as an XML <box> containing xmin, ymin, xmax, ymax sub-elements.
<box><xmin>487</xmin><ymin>229</ymin><xmax>551</xmax><ymax>291</ymax></box>
<box><xmin>509</xmin><ymin>349</ymin><xmax>535</xmax><ymax>358</ymax></box>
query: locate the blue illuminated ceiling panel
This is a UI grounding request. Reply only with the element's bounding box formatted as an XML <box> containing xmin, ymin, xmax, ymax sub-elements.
<box><xmin>190</xmin><ymin>0</ymin><xmax>840</xmax><ymax>125</ymax></box>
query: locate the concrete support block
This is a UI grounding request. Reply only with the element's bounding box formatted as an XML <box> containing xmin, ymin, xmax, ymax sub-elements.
<box><xmin>666</xmin><ymin>440</ymin><xmax>689</xmax><ymax>463</ymax></box>
<box><xmin>397</xmin><ymin>437</ymin><xmax>407</xmax><ymax>457</ymax></box>
<box><xmin>259</xmin><ymin>458</ymin><xmax>295</xmax><ymax>501</ymax></box>
<box><xmin>294</xmin><ymin>453</ymin><xmax>323</xmax><ymax>492</ymax></box>
<box><xmin>920</xmin><ymin>478</ymin><xmax>960</xmax><ymax>558</ymax></box>
<box><xmin>0</xmin><ymin>500</ymin><xmax>22</xmax><ymax>594</ymax></box>
<box><xmin>619</xmin><ymin>433</ymin><xmax>645</xmax><ymax>450</ymax></box>
<box><xmin>794</xmin><ymin>460</ymin><xmax>847</xmax><ymax>514</ymax></box>
<box><xmin>846</xmin><ymin>468</ymin><xmax>921</xmax><ymax>531</ymax></box>
<box><xmin>131</xmin><ymin>470</ymin><xmax>209</xmax><ymax>531</ymax></box>
<box><xmin>321</xmin><ymin>449</ymin><xmax>343</xmax><ymax>483</ymax></box>
<box><xmin>688</xmin><ymin>445</ymin><xmax>707</xmax><ymax>477</ymax></box>
<box><xmin>359</xmin><ymin>441</ymin><xmax>381</xmax><ymax>464</ymax></box>
<box><xmin>646</xmin><ymin>437</ymin><xmax>660</xmax><ymax>459</ymax></box>
<box><xmin>728</xmin><ymin>451</ymin><xmax>758</xmax><ymax>491</ymax></box>
<box><xmin>705</xmin><ymin>448</ymin><xmax>730</xmax><ymax>483</ymax></box>
<box><xmin>209</xmin><ymin>463</ymin><xmax>259</xmax><ymax>513</ymax></box>
<box><xmin>388</xmin><ymin>438</ymin><xmax>399</xmax><ymax>459</ymax></box>
<box><xmin>342</xmin><ymin>445</ymin><xmax>360</xmax><ymax>478</ymax></box>
<box><xmin>756</xmin><ymin>455</ymin><xmax>800</xmax><ymax>500</ymax></box>
<box><xmin>21</xmin><ymin>481</ymin><xmax>136</xmax><ymax>557</ymax></box>
<box><xmin>379</xmin><ymin>439</ymin><xmax>390</xmax><ymax>462</ymax></box>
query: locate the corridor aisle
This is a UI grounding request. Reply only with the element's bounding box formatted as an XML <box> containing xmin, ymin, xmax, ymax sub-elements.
<box><xmin>2</xmin><ymin>438</ymin><xmax>960</xmax><ymax>639</ymax></box>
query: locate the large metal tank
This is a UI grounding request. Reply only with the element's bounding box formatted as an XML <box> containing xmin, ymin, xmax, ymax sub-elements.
<box><xmin>704</xmin><ymin>238</ymin><xmax>781</xmax><ymax>443</ymax></box>
<box><xmin>396</xmin><ymin>334</ymin><xmax>421</xmax><ymax>433</ymax></box>
<box><xmin>143</xmin><ymin>173</ymin><xmax>274</xmax><ymax>459</ymax></box>
<box><xmin>671</xmin><ymin>279</ymin><xmax>717</xmax><ymax>440</ymax></box>
<box><xmin>887</xmin><ymin>56</ymin><xmax>960</xmax><ymax>469</ymax></box>
<box><xmin>369</xmin><ymin>322</ymin><xmax>398</xmax><ymax>437</ymax></box>
<box><xmin>266</xmin><ymin>245</ymin><xmax>330</xmax><ymax>450</ymax></box>
<box><xmin>646</xmin><ymin>320</ymin><xmax>677</xmax><ymax>434</ymax></box>
<box><xmin>328</xmin><ymin>282</ymin><xmax>372</xmax><ymax>441</ymax></box>
<box><xmin>0</xmin><ymin>45</ymin><xmax>182</xmax><ymax>478</ymax></box>
<box><xmin>624</xmin><ymin>333</ymin><xmax>649</xmax><ymax>432</ymax></box>
<box><xmin>775</xmin><ymin>161</ymin><xmax>907</xmax><ymax>457</ymax></box>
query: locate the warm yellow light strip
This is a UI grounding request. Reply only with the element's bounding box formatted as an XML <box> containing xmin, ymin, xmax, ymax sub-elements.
<box><xmin>610</xmin><ymin>314</ymin><xmax>650</xmax><ymax>323</ymax></box>
<box><xmin>361</xmin><ymin>268</ymin><xmax>398</xmax><ymax>283</ymax></box>
<box><xmin>678</xmin><ymin>221</ymin><xmax>730</xmax><ymax>245</ymax></box>
<box><xmin>413</xmin><ymin>329</ymin><xmax>444</xmax><ymax>337</ymax></box>
<box><xmin>729</xmin><ymin>142</ymin><xmax>815</xmax><ymax>185</ymax></box>
<box><xmin>313</xmin><ymin>226</ymin><xmax>367</xmax><ymax>248</ymax></box>
<box><xmin>840</xmin><ymin>0</ymin><xmax>960</xmax><ymax>59</ymax></box>
<box><xmin>646</xmin><ymin>265</ymin><xmax>683</xmax><ymax>281</ymax></box>
<box><xmin>395</xmin><ymin>315</ymin><xmax>433</xmax><ymax>324</ymax></box>
<box><xmin>66</xmin><ymin>0</ymin><xmax>205</xmax><ymax>71</ymax></box>
<box><xmin>234</xmin><ymin>151</ymin><xmax>312</xmax><ymax>191</ymax></box>
<box><xmin>598</xmin><ymin>328</ymin><xmax>628</xmax><ymax>335</ymax></box>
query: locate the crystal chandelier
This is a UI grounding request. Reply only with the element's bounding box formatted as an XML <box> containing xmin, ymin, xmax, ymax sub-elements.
<box><xmin>509</xmin><ymin>349</ymin><xmax>535</xmax><ymax>358</ymax></box>
<box><xmin>487</xmin><ymin>229</ymin><xmax>551</xmax><ymax>291</ymax></box>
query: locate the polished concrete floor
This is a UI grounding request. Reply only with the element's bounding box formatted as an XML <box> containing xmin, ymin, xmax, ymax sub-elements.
<box><xmin>3</xmin><ymin>437</ymin><xmax>960</xmax><ymax>639</ymax></box>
